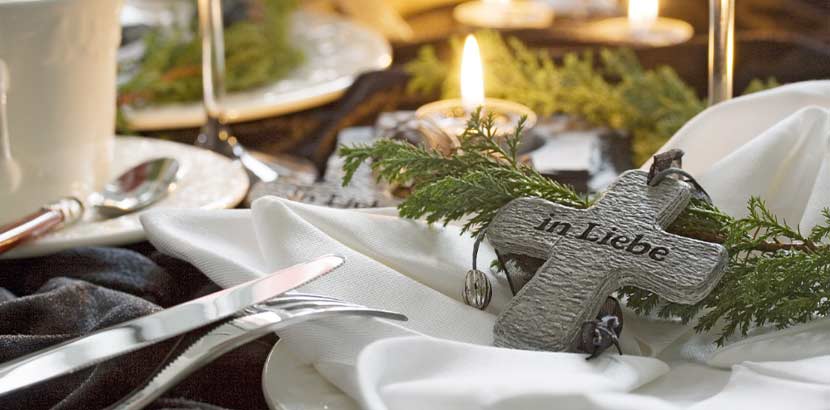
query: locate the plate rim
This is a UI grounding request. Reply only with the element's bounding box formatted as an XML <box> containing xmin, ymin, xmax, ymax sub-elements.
<box><xmin>0</xmin><ymin>135</ymin><xmax>249</xmax><ymax>259</ymax></box>
<box><xmin>261</xmin><ymin>339</ymin><xmax>359</xmax><ymax>410</ymax></box>
<box><xmin>122</xmin><ymin>11</ymin><xmax>393</xmax><ymax>131</ymax></box>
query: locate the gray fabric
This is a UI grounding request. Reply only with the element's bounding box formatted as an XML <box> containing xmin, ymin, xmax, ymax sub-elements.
<box><xmin>0</xmin><ymin>246</ymin><xmax>274</xmax><ymax>410</ymax></box>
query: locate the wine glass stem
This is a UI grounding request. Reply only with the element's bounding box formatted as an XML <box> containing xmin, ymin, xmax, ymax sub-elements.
<box><xmin>708</xmin><ymin>0</ymin><xmax>734</xmax><ymax>105</ymax></box>
<box><xmin>194</xmin><ymin>0</ymin><xmax>278</xmax><ymax>183</ymax></box>
<box><xmin>198</xmin><ymin>0</ymin><xmax>226</xmax><ymax>138</ymax></box>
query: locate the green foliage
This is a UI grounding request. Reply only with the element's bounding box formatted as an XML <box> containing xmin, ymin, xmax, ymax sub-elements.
<box><xmin>405</xmin><ymin>31</ymin><xmax>778</xmax><ymax>165</ymax></box>
<box><xmin>341</xmin><ymin>113</ymin><xmax>830</xmax><ymax>344</ymax></box>
<box><xmin>118</xmin><ymin>0</ymin><xmax>303</xmax><ymax>107</ymax></box>
<box><xmin>341</xmin><ymin>111</ymin><xmax>589</xmax><ymax>237</ymax></box>
<box><xmin>624</xmin><ymin>198</ymin><xmax>830</xmax><ymax>345</ymax></box>
<box><xmin>743</xmin><ymin>77</ymin><xmax>781</xmax><ymax>95</ymax></box>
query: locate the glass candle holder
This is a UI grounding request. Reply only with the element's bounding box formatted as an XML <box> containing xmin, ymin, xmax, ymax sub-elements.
<box><xmin>415</xmin><ymin>98</ymin><xmax>537</xmax><ymax>151</ymax></box>
<box><xmin>586</xmin><ymin>16</ymin><xmax>693</xmax><ymax>47</ymax></box>
<box><xmin>453</xmin><ymin>0</ymin><xmax>554</xmax><ymax>30</ymax></box>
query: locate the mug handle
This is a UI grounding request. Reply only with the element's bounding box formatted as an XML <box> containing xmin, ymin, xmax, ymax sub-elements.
<box><xmin>0</xmin><ymin>57</ymin><xmax>21</xmax><ymax>193</ymax></box>
<box><xmin>0</xmin><ymin>58</ymin><xmax>10</xmax><ymax>160</ymax></box>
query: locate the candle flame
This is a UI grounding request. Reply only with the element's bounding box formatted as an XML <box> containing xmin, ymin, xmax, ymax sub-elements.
<box><xmin>628</xmin><ymin>0</ymin><xmax>658</xmax><ymax>32</ymax></box>
<box><xmin>460</xmin><ymin>34</ymin><xmax>485</xmax><ymax>112</ymax></box>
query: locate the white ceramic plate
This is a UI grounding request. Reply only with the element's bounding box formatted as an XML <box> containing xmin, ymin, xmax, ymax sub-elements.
<box><xmin>1</xmin><ymin>136</ymin><xmax>249</xmax><ymax>259</ymax></box>
<box><xmin>122</xmin><ymin>11</ymin><xmax>392</xmax><ymax>131</ymax></box>
<box><xmin>262</xmin><ymin>340</ymin><xmax>358</xmax><ymax>410</ymax></box>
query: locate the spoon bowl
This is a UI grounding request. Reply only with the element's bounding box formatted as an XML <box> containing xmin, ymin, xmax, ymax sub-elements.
<box><xmin>89</xmin><ymin>157</ymin><xmax>180</xmax><ymax>217</ymax></box>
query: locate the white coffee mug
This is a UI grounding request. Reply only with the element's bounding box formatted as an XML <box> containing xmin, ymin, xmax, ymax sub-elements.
<box><xmin>0</xmin><ymin>0</ymin><xmax>123</xmax><ymax>226</ymax></box>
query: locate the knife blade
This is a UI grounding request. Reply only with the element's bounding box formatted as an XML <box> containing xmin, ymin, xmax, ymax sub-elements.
<box><xmin>0</xmin><ymin>254</ymin><xmax>344</xmax><ymax>396</ymax></box>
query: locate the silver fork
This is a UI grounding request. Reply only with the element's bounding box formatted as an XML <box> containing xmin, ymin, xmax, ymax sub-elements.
<box><xmin>110</xmin><ymin>293</ymin><xmax>407</xmax><ymax>410</ymax></box>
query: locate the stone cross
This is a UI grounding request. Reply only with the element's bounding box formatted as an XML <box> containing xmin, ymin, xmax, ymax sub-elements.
<box><xmin>487</xmin><ymin>170</ymin><xmax>728</xmax><ymax>352</ymax></box>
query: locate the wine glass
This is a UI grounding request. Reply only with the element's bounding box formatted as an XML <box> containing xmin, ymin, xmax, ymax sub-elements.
<box><xmin>194</xmin><ymin>0</ymin><xmax>279</xmax><ymax>182</ymax></box>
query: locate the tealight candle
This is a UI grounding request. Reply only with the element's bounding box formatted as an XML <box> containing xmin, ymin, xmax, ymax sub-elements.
<box><xmin>586</xmin><ymin>0</ymin><xmax>692</xmax><ymax>47</ymax></box>
<box><xmin>415</xmin><ymin>35</ymin><xmax>537</xmax><ymax>147</ymax></box>
<box><xmin>453</xmin><ymin>0</ymin><xmax>554</xmax><ymax>30</ymax></box>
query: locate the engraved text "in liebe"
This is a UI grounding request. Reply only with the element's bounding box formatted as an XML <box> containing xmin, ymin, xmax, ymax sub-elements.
<box><xmin>534</xmin><ymin>215</ymin><xmax>670</xmax><ymax>261</ymax></box>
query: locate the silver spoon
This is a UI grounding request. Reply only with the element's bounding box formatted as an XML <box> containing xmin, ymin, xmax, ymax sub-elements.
<box><xmin>0</xmin><ymin>157</ymin><xmax>179</xmax><ymax>255</ymax></box>
<box><xmin>89</xmin><ymin>157</ymin><xmax>179</xmax><ymax>217</ymax></box>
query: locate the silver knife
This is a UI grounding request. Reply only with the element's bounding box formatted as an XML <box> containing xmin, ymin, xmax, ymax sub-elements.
<box><xmin>0</xmin><ymin>254</ymin><xmax>344</xmax><ymax>396</ymax></box>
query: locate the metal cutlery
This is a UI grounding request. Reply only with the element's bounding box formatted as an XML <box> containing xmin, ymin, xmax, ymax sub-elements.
<box><xmin>0</xmin><ymin>255</ymin><xmax>344</xmax><ymax>396</ymax></box>
<box><xmin>0</xmin><ymin>197</ymin><xmax>83</xmax><ymax>254</ymax></box>
<box><xmin>0</xmin><ymin>157</ymin><xmax>179</xmax><ymax>255</ymax></box>
<box><xmin>111</xmin><ymin>293</ymin><xmax>407</xmax><ymax>409</ymax></box>
<box><xmin>88</xmin><ymin>157</ymin><xmax>180</xmax><ymax>218</ymax></box>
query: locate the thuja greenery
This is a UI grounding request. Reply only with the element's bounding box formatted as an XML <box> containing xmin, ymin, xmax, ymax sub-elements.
<box><xmin>118</xmin><ymin>0</ymin><xmax>303</xmax><ymax>107</ymax></box>
<box><xmin>405</xmin><ymin>31</ymin><xmax>777</xmax><ymax>165</ymax></box>
<box><xmin>340</xmin><ymin>111</ymin><xmax>830</xmax><ymax>344</ymax></box>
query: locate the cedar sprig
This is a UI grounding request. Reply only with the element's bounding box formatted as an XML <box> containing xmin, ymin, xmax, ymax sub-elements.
<box><xmin>623</xmin><ymin>198</ymin><xmax>830</xmax><ymax>344</ymax></box>
<box><xmin>341</xmin><ymin>110</ymin><xmax>589</xmax><ymax>236</ymax></box>
<box><xmin>341</xmin><ymin>113</ymin><xmax>830</xmax><ymax>344</ymax></box>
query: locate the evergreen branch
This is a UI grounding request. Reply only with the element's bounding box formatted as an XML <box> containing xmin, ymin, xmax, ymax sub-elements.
<box><xmin>341</xmin><ymin>110</ymin><xmax>589</xmax><ymax>237</ymax></box>
<box><xmin>340</xmin><ymin>112</ymin><xmax>830</xmax><ymax>344</ymax></box>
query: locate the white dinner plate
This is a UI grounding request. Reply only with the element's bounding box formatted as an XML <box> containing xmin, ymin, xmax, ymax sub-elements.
<box><xmin>122</xmin><ymin>11</ymin><xmax>392</xmax><ymax>131</ymax></box>
<box><xmin>262</xmin><ymin>340</ymin><xmax>358</xmax><ymax>410</ymax></box>
<box><xmin>1</xmin><ymin>136</ymin><xmax>249</xmax><ymax>259</ymax></box>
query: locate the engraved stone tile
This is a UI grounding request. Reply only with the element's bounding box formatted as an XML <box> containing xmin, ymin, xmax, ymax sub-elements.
<box><xmin>488</xmin><ymin>170</ymin><xmax>728</xmax><ymax>352</ymax></box>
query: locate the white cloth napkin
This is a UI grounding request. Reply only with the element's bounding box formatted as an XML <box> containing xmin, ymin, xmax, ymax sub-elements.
<box><xmin>358</xmin><ymin>337</ymin><xmax>830</xmax><ymax>410</ymax></box>
<box><xmin>358</xmin><ymin>336</ymin><xmax>670</xmax><ymax>410</ymax></box>
<box><xmin>141</xmin><ymin>80</ymin><xmax>830</xmax><ymax>409</ymax></box>
<box><xmin>141</xmin><ymin>199</ymin><xmax>505</xmax><ymax>399</ymax></box>
<box><xmin>642</xmin><ymin>80</ymin><xmax>830</xmax><ymax>232</ymax></box>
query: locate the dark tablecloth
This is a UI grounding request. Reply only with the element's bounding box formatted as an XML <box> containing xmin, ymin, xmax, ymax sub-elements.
<box><xmin>0</xmin><ymin>246</ymin><xmax>275</xmax><ymax>410</ymax></box>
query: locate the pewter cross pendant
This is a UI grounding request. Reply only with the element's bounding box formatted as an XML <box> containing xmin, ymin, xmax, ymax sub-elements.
<box><xmin>488</xmin><ymin>170</ymin><xmax>728</xmax><ymax>352</ymax></box>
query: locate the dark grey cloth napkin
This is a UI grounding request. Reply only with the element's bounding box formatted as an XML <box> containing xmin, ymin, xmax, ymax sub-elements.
<box><xmin>0</xmin><ymin>246</ymin><xmax>275</xmax><ymax>410</ymax></box>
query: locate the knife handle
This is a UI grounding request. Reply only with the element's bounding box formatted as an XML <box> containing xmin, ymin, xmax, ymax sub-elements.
<box><xmin>0</xmin><ymin>197</ymin><xmax>84</xmax><ymax>254</ymax></box>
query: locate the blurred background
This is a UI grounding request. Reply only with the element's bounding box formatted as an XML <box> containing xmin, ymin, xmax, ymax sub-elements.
<box><xmin>116</xmin><ymin>0</ymin><xmax>830</xmax><ymax>190</ymax></box>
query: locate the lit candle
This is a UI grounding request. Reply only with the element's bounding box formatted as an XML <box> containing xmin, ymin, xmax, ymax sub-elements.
<box><xmin>586</xmin><ymin>0</ymin><xmax>693</xmax><ymax>47</ymax></box>
<box><xmin>453</xmin><ymin>0</ymin><xmax>554</xmax><ymax>30</ymax></box>
<box><xmin>460</xmin><ymin>35</ymin><xmax>485</xmax><ymax>112</ymax></box>
<box><xmin>628</xmin><ymin>0</ymin><xmax>658</xmax><ymax>35</ymax></box>
<box><xmin>415</xmin><ymin>35</ymin><xmax>537</xmax><ymax>144</ymax></box>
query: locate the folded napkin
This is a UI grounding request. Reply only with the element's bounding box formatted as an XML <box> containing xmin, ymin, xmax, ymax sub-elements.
<box><xmin>141</xmin><ymin>200</ymin><xmax>504</xmax><ymax>400</ymax></box>
<box><xmin>642</xmin><ymin>80</ymin><xmax>830</xmax><ymax>232</ymax></box>
<box><xmin>141</xmin><ymin>80</ymin><xmax>830</xmax><ymax>410</ymax></box>
<box><xmin>359</xmin><ymin>337</ymin><xmax>830</xmax><ymax>410</ymax></box>
<box><xmin>358</xmin><ymin>337</ymin><xmax>670</xmax><ymax>410</ymax></box>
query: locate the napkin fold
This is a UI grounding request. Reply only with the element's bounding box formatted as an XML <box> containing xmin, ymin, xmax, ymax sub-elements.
<box><xmin>643</xmin><ymin>80</ymin><xmax>830</xmax><ymax>232</ymax></box>
<box><xmin>142</xmin><ymin>80</ymin><xmax>830</xmax><ymax>410</ymax></box>
<box><xmin>142</xmin><ymin>199</ymin><xmax>503</xmax><ymax>399</ymax></box>
<box><xmin>357</xmin><ymin>337</ymin><xmax>669</xmax><ymax>410</ymax></box>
